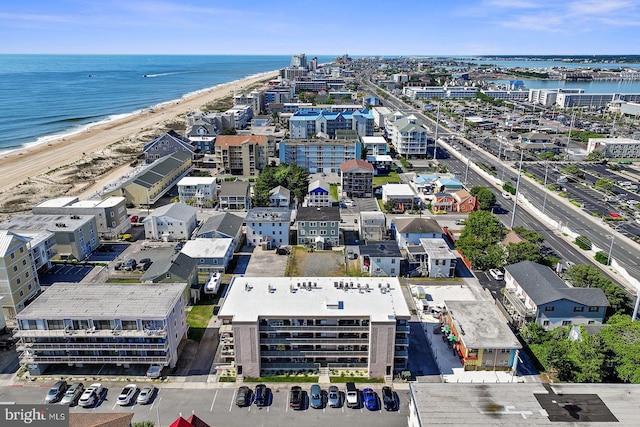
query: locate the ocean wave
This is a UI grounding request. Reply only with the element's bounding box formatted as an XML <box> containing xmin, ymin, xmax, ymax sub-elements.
<box><xmin>40</xmin><ymin>115</ymin><xmax>103</xmax><ymax>125</ymax></box>
<box><xmin>143</xmin><ymin>71</ymin><xmax>191</xmax><ymax>78</ymax></box>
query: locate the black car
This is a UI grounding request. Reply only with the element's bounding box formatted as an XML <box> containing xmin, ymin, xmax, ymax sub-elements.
<box><xmin>174</xmin><ymin>242</ymin><xmax>184</xmax><ymax>252</ymax></box>
<box><xmin>289</xmin><ymin>386</ymin><xmax>302</xmax><ymax>410</ymax></box>
<box><xmin>45</xmin><ymin>380</ymin><xmax>68</xmax><ymax>404</ymax></box>
<box><xmin>235</xmin><ymin>386</ymin><xmax>251</xmax><ymax>407</ymax></box>
<box><xmin>276</xmin><ymin>247</ymin><xmax>290</xmax><ymax>255</ymax></box>
<box><xmin>138</xmin><ymin>258</ymin><xmax>152</xmax><ymax>270</ymax></box>
<box><xmin>254</xmin><ymin>384</ymin><xmax>267</xmax><ymax>406</ymax></box>
<box><xmin>382</xmin><ymin>386</ymin><xmax>397</xmax><ymax>411</ymax></box>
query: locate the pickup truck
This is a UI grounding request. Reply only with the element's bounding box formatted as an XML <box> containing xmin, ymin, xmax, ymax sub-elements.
<box><xmin>346</xmin><ymin>382</ymin><xmax>359</xmax><ymax>408</ymax></box>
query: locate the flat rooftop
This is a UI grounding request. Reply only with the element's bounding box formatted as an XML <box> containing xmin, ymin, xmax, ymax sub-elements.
<box><xmin>445</xmin><ymin>300</ymin><xmax>521</xmax><ymax>349</ymax></box>
<box><xmin>178</xmin><ymin>176</ymin><xmax>216</xmax><ymax>186</ymax></box>
<box><xmin>382</xmin><ymin>183</ymin><xmax>415</xmax><ymax>196</ymax></box>
<box><xmin>218</xmin><ymin>277</ymin><xmax>411</xmax><ymax>323</ymax></box>
<box><xmin>181</xmin><ymin>238</ymin><xmax>233</xmax><ymax>258</ymax></box>
<box><xmin>419</xmin><ymin>238</ymin><xmax>457</xmax><ymax>260</ymax></box>
<box><xmin>245</xmin><ymin>207</ymin><xmax>291</xmax><ymax>222</ymax></box>
<box><xmin>0</xmin><ymin>214</ymin><xmax>94</xmax><ymax>232</ymax></box>
<box><xmin>17</xmin><ymin>283</ymin><xmax>187</xmax><ymax>320</ymax></box>
<box><xmin>410</xmin><ymin>383</ymin><xmax>639</xmax><ymax>425</ymax></box>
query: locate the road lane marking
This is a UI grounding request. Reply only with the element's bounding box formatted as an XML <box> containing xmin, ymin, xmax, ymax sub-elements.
<box><xmin>210</xmin><ymin>390</ymin><xmax>218</xmax><ymax>411</ymax></box>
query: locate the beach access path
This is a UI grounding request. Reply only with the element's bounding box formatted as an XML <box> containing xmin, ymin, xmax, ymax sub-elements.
<box><xmin>0</xmin><ymin>71</ymin><xmax>279</xmax><ymax>194</ymax></box>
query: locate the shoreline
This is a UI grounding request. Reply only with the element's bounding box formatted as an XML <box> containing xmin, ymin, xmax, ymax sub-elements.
<box><xmin>0</xmin><ymin>69</ymin><xmax>279</xmax><ymax>196</ymax></box>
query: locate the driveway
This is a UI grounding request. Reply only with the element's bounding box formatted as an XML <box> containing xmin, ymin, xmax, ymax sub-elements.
<box><xmin>242</xmin><ymin>247</ymin><xmax>288</xmax><ymax>277</ymax></box>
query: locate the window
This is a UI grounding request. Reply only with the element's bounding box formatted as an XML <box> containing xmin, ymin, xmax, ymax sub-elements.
<box><xmin>320</xmin><ymin>222</ymin><xmax>327</xmax><ymax>227</ymax></box>
<box><xmin>562</xmin><ymin>320</ymin><xmax>571</xmax><ymax>326</ymax></box>
<box><xmin>22</xmin><ymin>259</ymin><xmax>27</xmax><ymax>266</ymax></box>
<box><xmin>544</xmin><ymin>306</ymin><xmax>555</xmax><ymax>312</ymax></box>
<box><xmin>542</xmin><ymin>320</ymin><xmax>550</xmax><ymax>326</ymax></box>
<box><xmin>19</xmin><ymin>290</ymin><xmax>23</xmax><ymax>297</ymax></box>
<box><xmin>391</xmin><ymin>268</ymin><xmax>395</xmax><ymax>274</ymax></box>
<box><xmin>589</xmin><ymin>306</ymin><xmax>599</xmax><ymax>312</ymax></box>
<box><xmin>391</xmin><ymin>258</ymin><xmax>396</xmax><ymax>264</ymax></box>
<box><xmin>573</xmin><ymin>306</ymin><xmax>584</xmax><ymax>312</ymax></box>
<box><xmin>13</xmin><ymin>266</ymin><xmax>17</xmax><ymax>272</ymax></box>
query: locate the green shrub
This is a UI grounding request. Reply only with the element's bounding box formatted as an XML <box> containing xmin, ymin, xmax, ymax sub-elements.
<box><xmin>594</xmin><ymin>251</ymin><xmax>609</xmax><ymax>265</ymax></box>
<box><xmin>574</xmin><ymin>235</ymin><xmax>592</xmax><ymax>250</ymax></box>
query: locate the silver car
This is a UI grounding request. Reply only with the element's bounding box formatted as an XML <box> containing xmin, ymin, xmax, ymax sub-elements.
<box><xmin>60</xmin><ymin>382</ymin><xmax>84</xmax><ymax>406</ymax></box>
<box><xmin>136</xmin><ymin>385</ymin><xmax>156</xmax><ymax>405</ymax></box>
<box><xmin>328</xmin><ymin>385</ymin><xmax>341</xmax><ymax>408</ymax></box>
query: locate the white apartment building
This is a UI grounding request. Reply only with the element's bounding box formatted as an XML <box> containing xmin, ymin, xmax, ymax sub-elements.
<box><xmin>180</xmin><ymin>238</ymin><xmax>234</xmax><ymax>273</ymax></box>
<box><xmin>405</xmin><ymin>238</ymin><xmax>457</xmax><ymax>278</ymax></box>
<box><xmin>587</xmin><ymin>138</ymin><xmax>640</xmax><ymax>159</ymax></box>
<box><xmin>385</xmin><ymin>113</ymin><xmax>430</xmax><ymax>157</ymax></box>
<box><xmin>359</xmin><ymin>241</ymin><xmax>402</xmax><ymax>277</ymax></box>
<box><xmin>177</xmin><ymin>176</ymin><xmax>217</xmax><ymax>208</ymax></box>
<box><xmin>245</xmin><ymin>207</ymin><xmax>291</xmax><ymax>249</ymax></box>
<box><xmin>143</xmin><ymin>203</ymin><xmax>198</xmax><ymax>241</ymax></box>
<box><xmin>217</xmin><ymin>276</ymin><xmax>410</xmax><ymax>379</ymax></box>
<box><xmin>361</xmin><ymin>136</ymin><xmax>388</xmax><ymax>155</ymax></box>
<box><xmin>359</xmin><ymin>211</ymin><xmax>387</xmax><ymax>242</ymax></box>
<box><xmin>14</xmin><ymin>282</ymin><xmax>189</xmax><ymax>375</ymax></box>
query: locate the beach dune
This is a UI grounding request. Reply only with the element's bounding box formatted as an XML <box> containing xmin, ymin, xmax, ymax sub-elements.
<box><xmin>0</xmin><ymin>71</ymin><xmax>278</xmax><ymax>213</ymax></box>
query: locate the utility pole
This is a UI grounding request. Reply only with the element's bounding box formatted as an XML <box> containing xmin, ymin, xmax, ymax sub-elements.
<box><xmin>607</xmin><ymin>235</ymin><xmax>615</xmax><ymax>266</ymax></box>
<box><xmin>565</xmin><ymin>109</ymin><xmax>576</xmax><ymax>161</ymax></box>
<box><xmin>510</xmin><ymin>150</ymin><xmax>524</xmax><ymax>229</ymax></box>
<box><xmin>433</xmin><ymin>103</ymin><xmax>440</xmax><ymax>161</ymax></box>
<box><xmin>542</xmin><ymin>161</ymin><xmax>549</xmax><ymax>215</ymax></box>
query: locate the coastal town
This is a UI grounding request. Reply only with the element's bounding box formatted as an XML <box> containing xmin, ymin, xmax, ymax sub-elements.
<box><xmin>2</xmin><ymin>53</ymin><xmax>640</xmax><ymax>427</ymax></box>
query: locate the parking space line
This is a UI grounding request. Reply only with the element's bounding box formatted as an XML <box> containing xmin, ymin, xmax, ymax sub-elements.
<box><xmin>111</xmin><ymin>401</ymin><xmax>118</xmax><ymax>410</ymax></box>
<box><xmin>229</xmin><ymin>390</ymin><xmax>236</xmax><ymax>412</ymax></box>
<box><xmin>210</xmin><ymin>390</ymin><xmax>218</xmax><ymax>412</ymax></box>
<box><xmin>150</xmin><ymin>395</ymin><xmax>161</xmax><ymax>411</ymax></box>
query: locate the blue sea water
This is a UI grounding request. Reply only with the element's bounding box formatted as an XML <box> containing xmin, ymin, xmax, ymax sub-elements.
<box><xmin>0</xmin><ymin>54</ymin><xmax>330</xmax><ymax>154</ymax></box>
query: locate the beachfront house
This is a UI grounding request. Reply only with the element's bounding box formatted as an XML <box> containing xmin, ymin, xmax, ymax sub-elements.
<box><xmin>392</xmin><ymin>217</ymin><xmax>443</xmax><ymax>250</ymax></box>
<box><xmin>296</xmin><ymin>206</ymin><xmax>340</xmax><ymax>249</ymax></box>
<box><xmin>269</xmin><ymin>186</ymin><xmax>291</xmax><ymax>208</ymax></box>
<box><xmin>245</xmin><ymin>207</ymin><xmax>291</xmax><ymax>249</ymax></box>
<box><xmin>143</xmin><ymin>130</ymin><xmax>197</xmax><ymax>164</ymax></box>
<box><xmin>340</xmin><ymin>159</ymin><xmax>374</xmax><ymax>198</ymax></box>
<box><xmin>0</xmin><ymin>230</ymin><xmax>42</xmax><ymax>318</ymax></box>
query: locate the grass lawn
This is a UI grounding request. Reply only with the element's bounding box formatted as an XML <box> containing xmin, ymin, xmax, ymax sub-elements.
<box><xmin>330</xmin><ymin>184</ymin><xmax>339</xmax><ymax>201</ymax></box>
<box><xmin>373</xmin><ymin>171</ymin><xmax>401</xmax><ymax>186</ymax></box>
<box><xmin>187</xmin><ymin>300</ymin><xmax>216</xmax><ymax>342</ymax></box>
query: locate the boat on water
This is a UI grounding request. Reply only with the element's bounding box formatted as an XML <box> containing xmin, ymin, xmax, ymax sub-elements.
<box><xmin>204</xmin><ymin>271</ymin><xmax>222</xmax><ymax>295</ymax></box>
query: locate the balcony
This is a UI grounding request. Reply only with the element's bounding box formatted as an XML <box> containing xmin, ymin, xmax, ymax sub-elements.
<box><xmin>14</xmin><ymin>328</ymin><xmax>167</xmax><ymax>339</ymax></box>
<box><xmin>259</xmin><ymin>325</ymin><xmax>369</xmax><ymax>333</ymax></box>
<box><xmin>17</xmin><ymin>342</ymin><xmax>168</xmax><ymax>352</ymax></box>
<box><xmin>20</xmin><ymin>354</ymin><xmax>170</xmax><ymax>364</ymax></box>
<box><xmin>261</xmin><ymin>362</ymin><xmax>320</xmax><ymax>370</ymax></box>
<box><xmin>503</xmin><ymin>289</ymin><xmax>537</xmax><ymax>318</ymax></box>
<box><xmin>260</xmin><ymin>337</ymin><xmax>368</xmax><ymax>345</ymax></box>
<box><xmin>261</xmin><ymin>350</ymin><xmax>369</xmax><ymax>358</ymax></box>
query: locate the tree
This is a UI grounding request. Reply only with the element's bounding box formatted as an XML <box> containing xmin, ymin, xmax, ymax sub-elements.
<box><xmin>470</xmin><ymin>186</ymin><xmax>496</xmax><ymax>210</ymax></box>
<box><xmin>600</xmin><ymin>315</ymin><xmax>640</xmax><ymax>383</ymax></box>
<box><xmin>456</xmin><ymin>210</ymin><xmax>506</xmax><ymax>269</ymax></box>
<box><xmin>595</xmin><ymin>178</ymin><xmax>614</xmax><ymax>193</ymax></box>
<box><xmin>132</xmin><ymin>422</ymin><xmax>155</xmax><ymax>427</ymax></box>
<box><xmin>562</xmin><ymin>163</ymin><xmax>584</xmax><ymax>178</ymax></box>
<box><xmin>565</xmin><ymin>264</ymin><xmax>630</xmax><ymax>315</ymax></box>
<box><xmin>252</xmin><ymin>163</ymin><xmax>310</xmax><ymax>207</ymax></box>
<box><xmin>586</xmin><ymin>150</ymin><xmax>605</xmax><ymax>162</ymax></box>
<box><xmin>360</xmin><ymin>142</ymin><xmax>369</xmax><ymax>160</ymax></box>
<box><xmin>384</xmin><ymin>200</ymin><xmax>396</xmax><ymax>213</ymax></box>
<box><xmin>512</xmin><ymin>226</ymin><xmax>544</xmax><ymax>244</ymax></box>
<box><xmin>539</xmin><ymin>151</ymin><xmax>557</xmax><ymax>161</ymax></box>
<box><xmin>505</xmin><ymin>241</ymin><xmax>544</xmax><ymax>265</ymax></box>
<box><xmin>220</xmin><ymin>127</ymin><xmax>237</xmax><ymax>135</ymax></box>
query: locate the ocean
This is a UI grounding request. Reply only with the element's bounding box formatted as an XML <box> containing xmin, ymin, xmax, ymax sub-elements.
<box><xmin>2</xmin><ymin>55</ymin><xmax>640</xmax><ymax>156</ymax></box>
<box><xmin>0</xmin><ymin>55</ymin><xmax>330</xmax><ymax>154</ymax></box>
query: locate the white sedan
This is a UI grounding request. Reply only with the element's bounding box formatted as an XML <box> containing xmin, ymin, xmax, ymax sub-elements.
<box><xmin>78</xmin><ymin>383</ymin><xmax>103</xmax><ymax>407</ymax></box>
<box><xmin>116</xmin><ymin>384</ymin><xmax>138</xmax><ymax>406</ymax></box>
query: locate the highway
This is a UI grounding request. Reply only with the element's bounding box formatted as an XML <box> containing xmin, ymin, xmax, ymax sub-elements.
<box><xmin>365</xmin><ymin>77</ymin><xmax>640</xmax><ymax>287</ymax></box>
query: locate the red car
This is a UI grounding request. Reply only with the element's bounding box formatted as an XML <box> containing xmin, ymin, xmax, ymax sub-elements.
<box><xmin>130</xmin><ymin>215</ymin><xmax>139</xmax><ymax>223</ymax></box>
<box><xmin>609</xmin><ymin>212</ymin><xmax>621</xmax><ymax>219</ymax></box>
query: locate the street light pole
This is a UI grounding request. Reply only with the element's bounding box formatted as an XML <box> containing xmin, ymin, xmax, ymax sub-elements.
<box><xmin>464</xmin><ymin>156</ymin><xmax>471</xmax><ymax>186</ymax></box>
<box><xmin>433</xmin><ymin>103</ymin><xmax>440</xmax><ymax>161</ymax></box>
<box><xmin>510</xmin><ymin>150</ymin><xmax>524</xmax><ymax>229</ymax></box>
<box><xmin>607</xmin><ymin>235</ymin><xmax>615</xmax><ymax>266</ymax></box>
<box><xmin>542</xmin><ymin>161</ymin><xmax>549</xmax><ymax>215</ymax></box>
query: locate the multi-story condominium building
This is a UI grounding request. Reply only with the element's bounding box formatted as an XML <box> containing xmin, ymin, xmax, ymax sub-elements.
<box><xmin>307</xmin><ymin>180</ymin><xmax>331</xmax><ymax>207</ymax></box>
<box><xmin>359</xmin><ymin>241</ymin><xmax>402</xmax><ymax>277</ymax></box>
<box><xmin>480</xmin><ymin>89</ymin><xmax>529</xmax><ymax>101</ymax></box>
<box><xmin>218</xmin><ymin>181</ymin><xmax>251</xmax><ymax>211</ymax></box>
<box><xmin>587</xmin><ymin>137</ymin><xmax>640</xmax><ymax>159</ymax></box>
<box><xmin>371</xmin><ymin>107</ymin><xmax>391</xmax><ymax>128</ymax></box>
<box><xmin>528</xmin><ymin>88</ymin><xmax>584</xmax><ymax>106</ymax></box>
<box><xmin>402</xmin><ymin>86</ymin><xmax>479</xmax><ymax>100</ymax></box>
<box><xmin>291</xmin><ymin>53</ymin><xmax>308</xmax><ymax>69</ymax></box>
<box><xmin>245</xmin><ymin>207</ymin><xmax>290</xmax><ymax>249</ymax></box>
<box><xmin>233</xmin><ymin>89</ymin><xmax>263</xmax><ymax>116</ymax></box>
<box><xmin>296</xmin><ymin>207</ymin><xmax>340</xmax><ymax>249</ymax></box>
<box><xmin>33</xmin><ymin>196</ymin><xmax>129</xmax><ymax>239</ymax></box>
<box><xmin>359</xmin><ymin>211</ymin><xmax>386</xmax><ymax>241</ymax></box>
<box><xmin>143</xmin><ymin>203</ymin><xmax>198</xmax><ymax>241</ymax></box>
<box><xmin>340</xmin><ymin>159</ymin><xmax>374</xmax><ymax>198</ymax></box>
<box><xmin>177</xmin><ymin>177</ymin><xmax>217</xmax><ymax>208</ymax></box>
<box><xmin>441</xmin><ymin>300</ymin><xmax>522</xmax><ymax>371</ymax></box>
<box><xmin>0</xmin><ymin>230</ymin><xmax>41</xmax><ymax>317</ymax></box>
<box><xmin>11</xmin><ymin>230</ymin><xmax>56</xmax><ymax>275</ymax></box>
<box><xmin>361</xmin><ymin>136</ymin><xmax>388</xmax><ymax>155</ymax></box>
<box><xmin>104</xmin><ymin>151</ymin><xmax>192</xmax><ymax>207</ymax></box>
<box><xmin>405</xmin><ymin>238</ymin><xmax>457</xmax><ymax>278</ymax></box>
<box><xmin>217</xmin><ymin>276</ymin><xmax>410</xmax><ymax>379</ymax></box>
<box><xmin>385</xmin><ymin>113</ymin><xmax>430</xmax><ymax>157</ymax></box>
<box><xmin>0</xmin><ymin>214</ymin><xmax>99</xmax><ymax>261</ymax></box>
<box><xmin>289</xmin><ymin>109</ymin><xmax>374</xmax><ymax>139</ymax></box>
<box><xmin>264</xmin><ymin>86</ymin><xmax>295</xmax><ymax>106</ymax></box>
<box><xmin>555</xmin><ymin>93</ymin><xmax>616</xmax><ymax>108</ymax></box>
<box><xmin>503</xmin><ymin>261</ymin><xmax>609</xmax><ymax>330</ymax></box>
<box><xmin>143</xmin><ymin>130</ymin><xmax>195</xmax><ymax>164</ymax></box>
<box><xmin>213</xmin><ymin>135</ymin><xmax>267</xmax><ymax>176</ymax></box>
<box><xmin>279</xmin><ymin>139</ymin><xmax>361</xmax><ymax>174</ymax></box>
<box><xmin>14</xmin><ymin>282</ymin><xmax>189</xmax><ymax>375</ymax></box>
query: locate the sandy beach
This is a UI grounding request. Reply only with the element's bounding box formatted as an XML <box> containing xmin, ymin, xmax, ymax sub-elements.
<box><xmin>0</xmin><ymin>70</ymin><xmax>279</xmax><ymax>218</ymax></box>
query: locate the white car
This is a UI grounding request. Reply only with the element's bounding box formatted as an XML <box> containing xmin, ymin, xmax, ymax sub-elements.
<box><xmin>489</xmin><ymin>269</ymin><xmax>504</xmax><ymax>280</ymax></box>
<box><xmin>136</xmin><ymin>385</ymin><xmax>156</xmax><ymax>405</ymax></box>
<box><xmin>116</xmin><ymin>384</ymin><xmax>138</xmax><ymax>406</ymax></box>
<box><xmin>501</xmin><ymin>192</ymin><xmax>511</xmax><ymax>200</ymax></box>
<box><xmin>78</xmin><ymin>383</ymin><xmax>103</xmax><ymax>407</ymax></box>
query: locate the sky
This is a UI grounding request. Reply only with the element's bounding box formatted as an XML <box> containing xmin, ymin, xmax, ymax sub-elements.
<box><xmin>1</xmin><ymin>0</ymin><xmax>639</xmax><ymax>55</ymax></box>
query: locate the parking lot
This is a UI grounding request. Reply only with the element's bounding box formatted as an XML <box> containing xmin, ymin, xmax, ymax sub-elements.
<box><xmin>241</xmin><ymin>246</ymin><xmax>289</xmax><ymax>277</ymax></box>
<box><xmin>39</xmin><ymin>264</ymin><xmax>94</xmax><ymax>285</ymax></box>
<box><xmin>1</xmin><ymin>383</ymin><xmax>409</xmax><ymax>427</ymax></box>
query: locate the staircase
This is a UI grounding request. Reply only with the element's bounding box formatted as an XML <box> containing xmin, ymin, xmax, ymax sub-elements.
<box><xmin>319</xmin><ymin>367</ymin><xmax>330</xmax><ymax>384</ymax></box>
<box><xmin>235</xmin><ymin>374</ymin><xmax>244</xmax><ymax>384</ymax></box>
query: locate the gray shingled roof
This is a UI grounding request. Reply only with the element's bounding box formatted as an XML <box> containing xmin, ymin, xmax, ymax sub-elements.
<box><xmin>359</xmin><ymin>241</ymin><xmax>401</xmax><ymax>258</ymax></box>
<box><xmin>270</xmin><ymin>186</ymin><xmax>291</xmax><ymax>198</ymax></box>
<box><xmin>128</xmin><ymin>151</ymin><xmax>191</xmax><ymax>189</ymax></box>
<box><xmin>219</xmin><ymin>181</ymin><xmax>250</xmax><ymax>197</ymax></box>
<box><xmin>505</xmin><ymin>261</ymin><xmax>610</xmax><ymax>307</ymax></box>
<box><xmin>141</xmin><ymin>252</ymin><xmax>196</xmax><ymax>283</ymax></box>
<box><xmin>196</xmin><ymin>212</ymin><xmax>243</xmax><ymax>238</ymax></box>
<box><xmin>394</xmin><ymin>217</ymin><xmax>442</xmax><ymax>234</ymax></box>
<box><xmin>143</xmin><ymin>130</ymin><xmax>194</xmax><ymax>152</ymax></box>
<box><xmin>296</xmin><ymin>206</ymin><xmax>340</xmax><ymax>221</ymax></box>
<box><xmin>148</xmin><ymin>202</ymin><xmax>197</xmax><ymax>221</ymax></box>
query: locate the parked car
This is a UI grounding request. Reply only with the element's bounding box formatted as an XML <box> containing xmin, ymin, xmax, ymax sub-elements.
<box><xmin>309</xmin><ymin>384</ymin><xmax>322</xmax><ymax>409</ymax></box>
<box><xmin>346</xmin><ymin>382</ymin><xmax>359</xmax><ymax>408</ymax></box>
<box><xmin>116</xmin><ymin>384</ymin><xmax>138</xmax><ymax>406</ymax></box>
<box><xmin>136</xmin><ymin>385</ymin><xmax>156</xmax><ymax>405</ymax></box>
<box><xmin>113</xmin><ymin>261</ymin><xmax>123</xmax><ymax>271</ymax></box>
<box><xmin>289</xmin><ymin>386</ymin><xmax>303</xmax><ymax>410</ymax></box>
<box><xmin>363</xmin><ymin>388</ymin><xmax>378</xmax><ymax>411</ymax></box>
<box><xmin>138</xmin><ymin>258</ymin><xmax>152</xmax><ymax>271</ymax></box>
<box><xmin>501</xmin><ymin>192</ymin><xmax>511</xmax><ymax>200</ymax></box>
<box><xmin>382</xmin><ymin>386</ymin><xmax>397</xmax><ymax>411</ymax></box>
<box><xmin>276</xmin><ymin>247</ymin><xmax>290</xmax><ymax>255</ymax></box>
<box><xmin>146</xmin><ymin>365</ymin><xmax>162</xmax><ymax>379</ymax></box>
<box><xmin>0</xmin><ymin>339</ymin><xmax>16</xmax><ymax>351</ymax></box>
<box><xmin>328</xmin><ymin>385</ymin><xmax>341</xmax><ymax>408</ymax></box>
<box><xmin>60</xmin><ymin>382</ymin><xmax>84</xmax><ymax>406</ymax></box>
<box><xmin>130</xmin><ymin>215</ymin><xmax>139</xmax><ymax>223</ymax></box>
<box><xmin>235</xmin><ymin>386</ymin><xmax>251</xmax><ymax>407</ymax></box>
<box><xmin>124</xmin><ymin>259</ymin><xmax>137</xmax><ymax>271</ymax></box>
<box><xmin>489</xmin><ymin>269</ymin><xmax>504</xmax><ymax>280</ymax></box>
<box><xmin>173</xmin><ymin>242</ymin><xmax>184</xmax><ymax>252</ymax></box>
<box><xmin>45</xmin><ymin>380</ymin><xmax>68</xmax><ymax>403</ymax></box>
<box><xmin>253</xmin><ymin>384</ymin><xmax>267</xmax><ymax>406</ymax></box>
<box><xmin>78</xmin><ymin>383</ymin><xmax>103</xmax><ymax>407</ymax></box>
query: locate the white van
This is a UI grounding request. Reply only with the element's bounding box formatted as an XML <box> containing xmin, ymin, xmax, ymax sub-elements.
<box><xmin>489</xmin><ymin>269</ymin><xmax>504</xmax><ymax>280</ymax></box>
